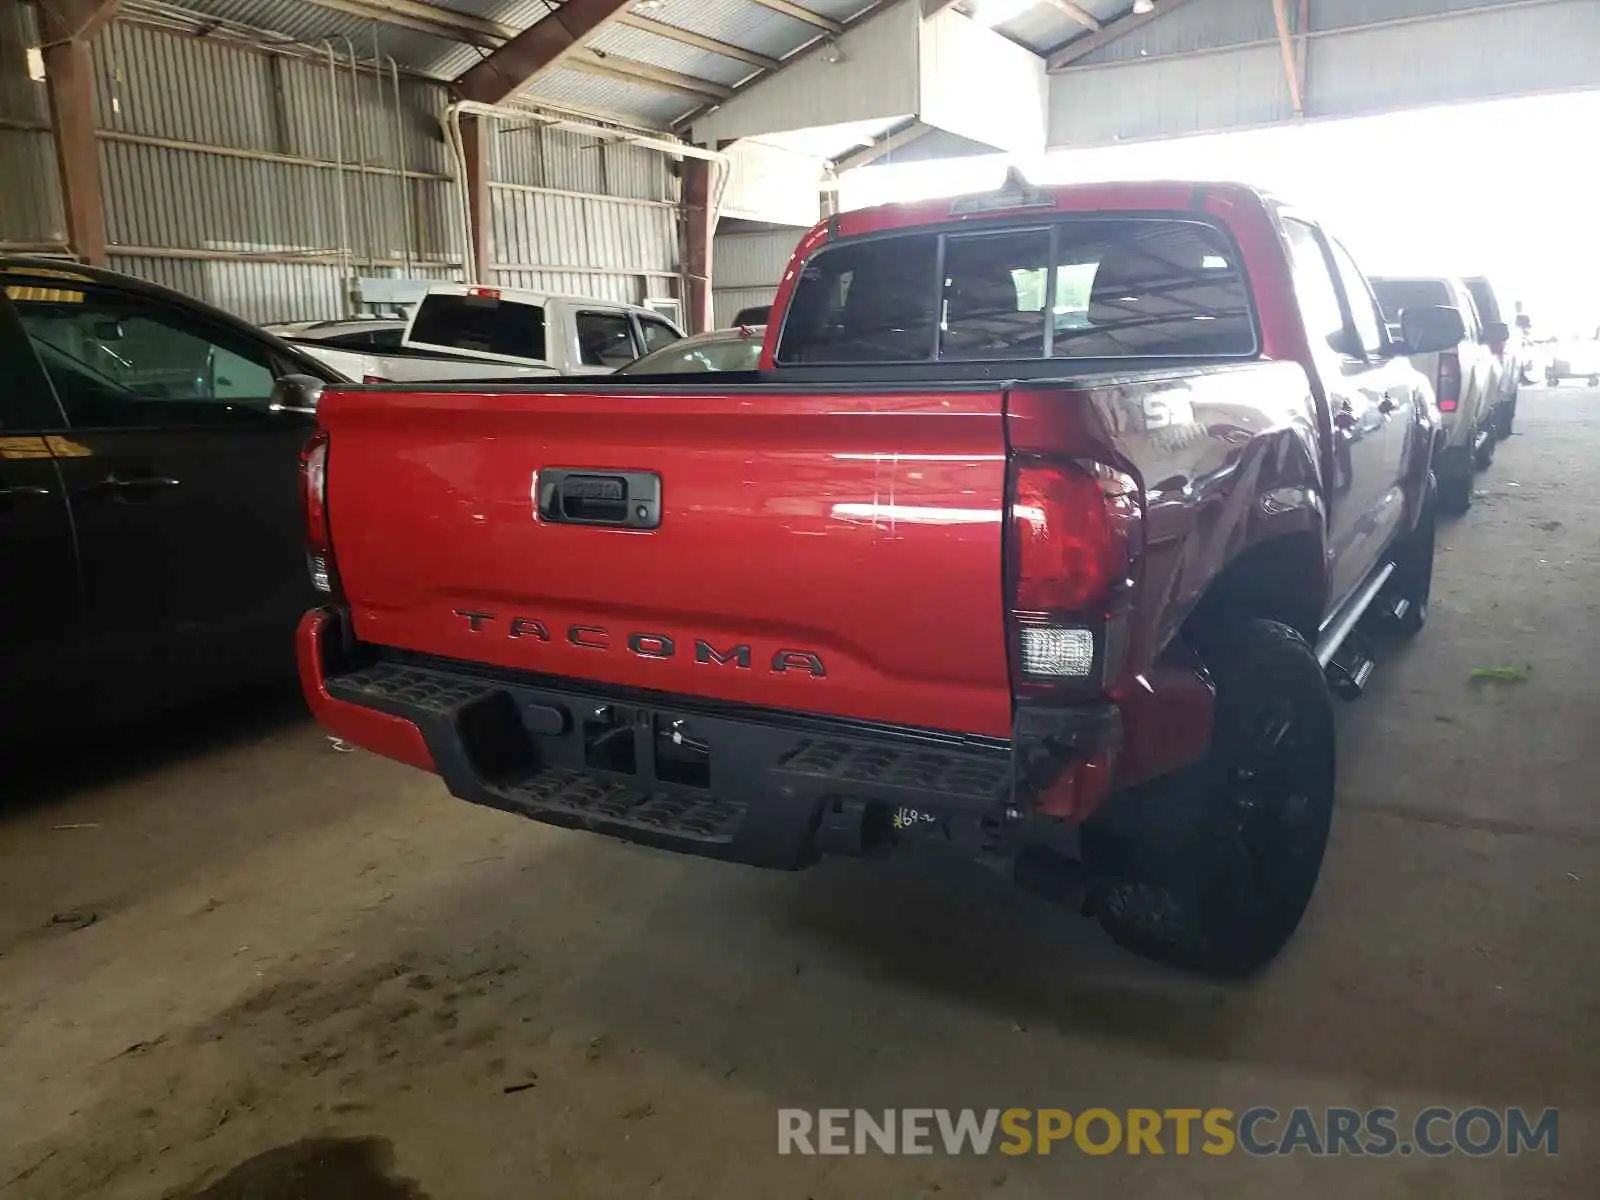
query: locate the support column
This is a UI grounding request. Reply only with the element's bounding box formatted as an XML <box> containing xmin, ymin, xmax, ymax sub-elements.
<box><xmin>38</xmin><ymin>1</ymin><xmax>122</xmax><ymax>265</ymax></box>
<box><xmin>460</xmin><ymin>113</ymin><xmax>492</xmax><ymax>284</ymax></box>
<box><xmin>681</xmin><ymin>157</ymin><xmax>714</xmax><ymax>334</ymax></box>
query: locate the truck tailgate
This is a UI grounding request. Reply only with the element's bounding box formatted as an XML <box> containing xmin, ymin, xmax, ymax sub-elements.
<box><xmin>322</xmin><ymin>385</ymin><xmax>1014</xmax><ymax>738</ymax></box>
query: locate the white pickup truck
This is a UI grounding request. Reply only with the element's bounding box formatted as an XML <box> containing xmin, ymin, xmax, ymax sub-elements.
<box><xmin>273</xmin><ymin>286</ymin><xmax>684</xmax><ymax>383</ymax></box>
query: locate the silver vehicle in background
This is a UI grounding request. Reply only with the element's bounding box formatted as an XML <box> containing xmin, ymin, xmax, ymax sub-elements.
<box><xmin>1371</xmin><ymin>275</ymin><xmax>1500</xmax><ymax>514</ymax></box>
<box><xmin>615</xmin><ymin>325</ymin><xmax>766</xmax><ymax>375</ymax></box>
<box><xmin>269</xmin><ymin>288</ymin><xmax>684</xmax><ymax>384</ymax></box>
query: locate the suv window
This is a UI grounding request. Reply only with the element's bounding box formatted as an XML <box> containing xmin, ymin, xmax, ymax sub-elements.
<box><xmin>1282</xmin><ymin>219</ymin><xmax>1350</xmax><ymax>357</ymax></box>
<box><xmin>409</xmin><ymin>292</ymin><xmax>547</xmax><ymax>361</ymax></box>
<box><xmin>576</xmin><ymin>311</ymin><xmax>639</xmax><ymax>368</ymax></box>
<box><xmin>776</xmin><ymin>219</ymin><xmax>1254</xmax><ymax>366</ymax></box>
<box><xmin>1329</xmin><ymin>241</ymin><xmax>1384</xmax><ymax>356</ymax></box>
<box><xmin>9</xmin><ymin>280</ymin><xmax>277</xmax><ymax>427</ymax></box>
<box><xmin>1370</xmin><ymin>279</ymin><xmax>1451</xmax><ymax>324</ymax></box>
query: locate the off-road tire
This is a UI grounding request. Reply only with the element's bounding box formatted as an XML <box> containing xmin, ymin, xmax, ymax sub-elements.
<box><xmin>1087</xmin><ymin>620</ymin><xmax>1336</xmax><ymax>977</ymax></box>
<box><xmin>1496</xmin><ymin>398</ymin><xmax>1517</xmax><ymax>439</ymax></box>
<box><xmin>1473</xmin><ymin>428</ymin><xmax>1496</xmax><ymax>472</ymax></box>
<box><xmin>1438</xmin><ymin>468</ymin><xmax>1473</xmax><ymax>516</ymax></box>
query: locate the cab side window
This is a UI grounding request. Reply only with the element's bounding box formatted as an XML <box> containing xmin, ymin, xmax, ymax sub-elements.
<box><xmin>1282</xmin><ymin>219</ymin><xmax>1352</xmax><ymax>358</ymax></box>
<box><xmin>1455</xmin><ymin>287</ymin><xmax>1483</xmax><ymax>343</ymax></box>
<box><xmin>576</xmin><ymin>311</ymin><xmax>639</xmax><ymax>368</ymax></box>
<box><xmin>9</xmin><ymin>280</ymin><xmax>277</xmax><ymax>428</ymax></box>
<box><xmin>1328</xmin><ymin>240</ymin><xmax>1385</xmax><ymax>357</ymax></box>
<box><xmin>637</xmin><ymin>316</ymin><xmax>681</xmax><ymax>355</ymax></box>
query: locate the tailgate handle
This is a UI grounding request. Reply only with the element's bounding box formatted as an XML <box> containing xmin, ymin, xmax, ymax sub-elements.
<box><xmin>537</xmin><ymin>469</ymin><xmax>661</xmax><ymax>530</ymax></box>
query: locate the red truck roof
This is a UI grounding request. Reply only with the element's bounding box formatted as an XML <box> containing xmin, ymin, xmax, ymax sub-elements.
<box><xmin>835</xmin><ymin>179</ymin><xmax>1270</xmax><ymax>239</ymax></box>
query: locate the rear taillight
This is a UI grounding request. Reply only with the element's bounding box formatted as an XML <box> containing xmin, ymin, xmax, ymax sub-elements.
<box><xmin>1437</xmin><ymin>351</ymin><xmax>1461</xmax><ymax>413</ymax></box>
<box><xmin>1007</xmin><ymin>459</ymin><xmax>1141</xmax><ymax>686</ymax></box>
<box><xmin>300</xmin><ymin>429</ymin><xmax>339</xmax><ymax>598</ymax></box>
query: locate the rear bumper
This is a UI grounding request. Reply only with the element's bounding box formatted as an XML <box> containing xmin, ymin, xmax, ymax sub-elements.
<box><xmin>298</xmin><ymin>609</ymin><xmax>1123</xmax><ymax>869</ymax></box>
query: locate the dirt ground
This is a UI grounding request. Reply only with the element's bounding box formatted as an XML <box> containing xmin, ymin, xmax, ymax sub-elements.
<box><xmin>3</xmin><ymin>388</ymin><xmax>1598</xmax><ymax>1200</ymax></box>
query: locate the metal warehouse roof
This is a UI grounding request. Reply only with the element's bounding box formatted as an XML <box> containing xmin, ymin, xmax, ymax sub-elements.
<box><xmin>116</xmin><ymin>1</ymin><xmax>1134</xmax><ymax>131</ymax></box>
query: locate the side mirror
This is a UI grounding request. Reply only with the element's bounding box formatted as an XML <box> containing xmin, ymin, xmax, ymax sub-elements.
<box><xmin>1397</xmin><ymin>305</ymin><xmax>1465</xmax><ymax>356</ymax></box>
<box><xmin>1482</xmin><ymin>320</ymin><xmax>1511</xmax><ymax>345</ymax></box>
<box><xmin>269</xmin><ymin>373</ymin><xmax>325</xmax><ymax>416</ymax></box>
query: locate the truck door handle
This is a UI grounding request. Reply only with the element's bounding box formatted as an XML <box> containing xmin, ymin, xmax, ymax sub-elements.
<box><xmin>91</xmin><ymin>473</ymin><xmax>182</xmax><ymax>501</ymax></box>
<box><xmin>536</xmin><ymin>469</ymin><xmax>661</xmax><ymax>529</ymax></box>
<box><xmin>0</xmin><ymin>484</ymin><xmax>52</xmax><ymax>499</ymax></box>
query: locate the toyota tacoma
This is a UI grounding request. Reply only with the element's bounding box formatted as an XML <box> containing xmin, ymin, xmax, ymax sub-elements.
<box><xmin>290</xmin><ymin>180</ymin><xmax>1455</xmax><ymax>975</ymax></box>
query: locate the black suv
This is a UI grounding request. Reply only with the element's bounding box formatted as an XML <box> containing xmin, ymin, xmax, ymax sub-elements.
<box><xmin>1</xmin><ymin>257</ymin><xmax>342</xmax><ymax>742</ymax></box>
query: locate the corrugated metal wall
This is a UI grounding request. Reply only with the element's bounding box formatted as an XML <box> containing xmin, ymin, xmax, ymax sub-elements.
<box><xmin>711</xmin><ymin>226</ymin><xmax>800</xmax><ymax>327</ymax></box>
<box><xmin>3</xmin><ymin>16</ymin><xmax>684</xmax><ymax>324</ymax></box>
<box><xmin>690</xmin><ymin>0</ymin><xmax>919</xmax><ymax>145</ymax></box>
<box><xmin>1306</xmin><ymin>0</ymin><xmax>1600</xmax><ymax>119</ymax></box>
<box><xmin>1049</xmin><ymin>0</ymin><xmax>1600</xmax><ymax>148</ymax></box>
<box><xmin>489</xmin><ymin>123</ymin><xmax>680</xmax><ymax>306</ymax></box>
<box><xmin>1049</xmin><ymin>44</ymin><xmax>1292</xmax><ymax>146</ymax></box>
<box><xmin>0</xmin><ymin>4</ymin><xmax>64</xmax><ymax>249</ymax></box>
<box><xmin>91</xmin><ymin>20</ymin><xmax>461</xmax><ymax>322</ymax></box>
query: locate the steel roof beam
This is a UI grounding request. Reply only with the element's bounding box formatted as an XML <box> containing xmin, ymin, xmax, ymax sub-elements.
<box><xmin>614</xmin><ymin>12</ymin><xmax>781</xmax><ymax>72</ymax></box>
<box><xmin>1271</xmin><ymin>0</ymin><xmax>1305</xmax><ymax>116</ymax></box>
<box><xmin>1045</xmin><ymin>1</ymin><xmax>1102</xmax><ymax>31</ymax></box>
<box><xmin>568</xmin><ymin>49</ymin><xmax>734</xmax><ymax>105</ymax></box>
<box><xmin>1047</xmin><ymin>0</ymin><xmax>1197</xmax><ymax>71</ymax></box>
<box><xmin>454</xmin><ymin>0</ymin><xmax>636</xmax><ymax>106</ymax></box>
<box><xmin>301</xmin><ymin>0</ymin><xmax>510</xmax><ymax>46</ymax></box>
<box><xmin>922</xmin><ymin>0</ymin><xmax>1098</xmax><ymax>28</ymax></box>
<box><xmin>749</xmin><ymin>0</ymin><xmax>844</xmax><ymax>35</ymax></box>
<box><xmin>831</xmin><ymin>120</ymin><xmax>932</xmax><ymax>171</ymax></box>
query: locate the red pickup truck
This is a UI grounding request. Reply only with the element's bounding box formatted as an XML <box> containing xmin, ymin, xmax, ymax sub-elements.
<box><xmin>291</xmin><ymin>180</ymin><xmax>1458</xmax><ymax>975</ymax></box>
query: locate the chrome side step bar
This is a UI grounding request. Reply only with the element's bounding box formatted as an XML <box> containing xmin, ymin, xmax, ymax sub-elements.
<box><xmin>1315</xmin><ymin>562</ymin><xmax>1395</xmax><ymax>668</ymax></box>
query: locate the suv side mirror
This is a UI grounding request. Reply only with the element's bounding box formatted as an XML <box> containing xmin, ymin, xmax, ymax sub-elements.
<box><xmin>269</xmin><ymin>373</ymin><xmax>325</xmax><ymax>416</ymax></box>
<box><xmin>1397</xmin><ymin>305</ymin><xmax>1465</xmax><ymax>356</ymax></box>
<box><xmin>1482</xmin><ymin>320</ymin><xmax>1511</xmax><ymax>345</ymax></box>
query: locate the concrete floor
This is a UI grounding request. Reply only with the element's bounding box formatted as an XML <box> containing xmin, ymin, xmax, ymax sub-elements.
<box><xmin>3</xmin><ymin>389</ymin><xmax>1598</xmax><ymax>1200</ymax></box>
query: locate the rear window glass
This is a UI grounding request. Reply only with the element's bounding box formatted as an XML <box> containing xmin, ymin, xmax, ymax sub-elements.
<box><xmin>319</xmin><ymin>327</ymin><xmax>405</xmax><ymax>350</ymax></box>
<box><xmin>1370</xmin><ymin>279</ymin><xmax>1450</xmax><ymax>323</ymax></box>
<box><xmin>776</xmin><ymin>218</ymin><xmax>1255</xmax><ymax>365</ymax></box>
<box><xmin>409</xmin><ymin>293</ymin><xmax>546</xmax><ymax>360</ymax></box>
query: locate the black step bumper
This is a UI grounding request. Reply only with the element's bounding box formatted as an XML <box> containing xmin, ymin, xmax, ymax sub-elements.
<box><xmin>307</xmin><ymin>623</ymin><xmax>1118</xmax><ymax>870</ymax></box>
